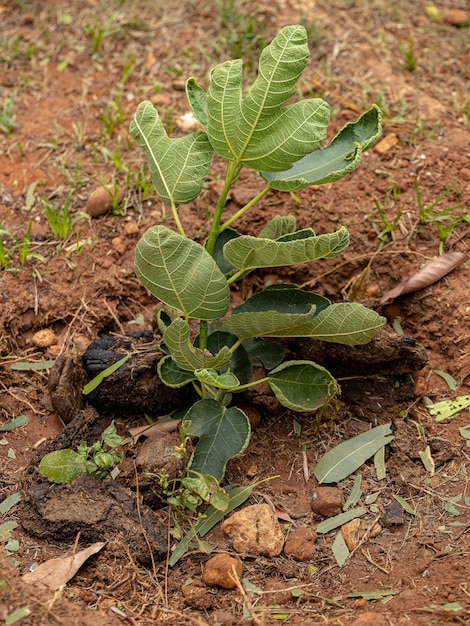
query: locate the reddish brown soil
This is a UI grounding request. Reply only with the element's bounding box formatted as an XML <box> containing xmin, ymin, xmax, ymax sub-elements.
<box><xmin>1</xmin><ymin>1</ymin><xmax>469</xmax><ymax>625</ymax></box>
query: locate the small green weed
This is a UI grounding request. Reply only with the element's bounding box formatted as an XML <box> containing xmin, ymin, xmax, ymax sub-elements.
<box><xmin>0</xmin><ymin>95</ymin><xmax>17</xmax><ymax>135</ymax></box>
<box><xmin>398</xmin><ymin>37</ymin><xmax>416</xmax><ymax>71</ymax></box>
<box><xmin>42</xmin><ymin>191</ymin><xmax>89</xmax><ymax>241</ymax></box>
<box><xmin>415</xmin><ymin>181</ymin><xmax>468</xmax><ymax>254</ymax></box>
<box><xmin>38</xmin><ymin>421</ymin><xmax>125</xmax><ymax>483</ymax></box>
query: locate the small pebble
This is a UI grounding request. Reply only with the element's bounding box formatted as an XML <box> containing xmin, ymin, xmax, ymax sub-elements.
<box><xmin>124</xmin><ymin>221</ymin><xmax>139</xmax><ymax>236</ymax></box>
<box><xmin>86</xmin><ymin>184</ymin><xmax>123</xmax><ymax>217</ymax></box>
<box><xmin>223</xmin><ymin>503</ymin><xmax>284</xmax><ymax>556</ymax></box>
<box><xmin>444</xmin><ymin>9</ymin><xmax>469</xmax><ymax>26</ymax></box>
<box><xmin>32</xmin><ymin>329</ymin><xmax>57</xmax><ymax>348</ymax></box>
<box><xmin>283</xmin><ymin>527</ymin><xmax>317</xmax><ymax>561</ymax></box>
<box><xmin>111</xmin><ymin>236</ymin><xmax>127</xmax><ymax>255</ymax></box>
<box><xmin>201</xmin><ymin>553</ymin><xmax>242</xmax><ymax>589</ymax></box>
<box><xmin>382</xmin><ymin>500</ymin><xmax>405</xmax><ymax>527</ymax></box>
<box><xmin>311</xmin><ymin>486</ymin><xmax>344</xmax><ymax>518</ymax></box>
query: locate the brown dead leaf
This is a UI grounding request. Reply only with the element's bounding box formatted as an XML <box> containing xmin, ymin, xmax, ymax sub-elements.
<box><xmin>22</xmin><ymin>542</ymin><xmax>106</xmax><ymax>590</ymax></box>
<box><xmin>380</xmin><ymin>251</ymin><xmax>467</xmax><ymax>305</ymax></box>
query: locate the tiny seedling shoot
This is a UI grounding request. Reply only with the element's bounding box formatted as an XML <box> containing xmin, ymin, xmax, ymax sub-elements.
<box><xmin>129</xmin><ymin>25</ymin><xmax>386</xmax><ymax>483</ymax></box>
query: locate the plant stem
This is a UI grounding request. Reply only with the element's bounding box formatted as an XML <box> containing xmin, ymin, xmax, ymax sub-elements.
<box><xmin>199</xmin><ymin>161</ymin><xmax>240</xmax><ymax>353</ymax></box>
<box><xmin>205</xmin><ymin>161</ymin><xmax>240</xmax><ymax>256</ymax></box>
<box><xmin>220</xmin><ymin>185</ymin><xmax>271</xmax><ymax>233</ymax></box>
<box><xmin>171</xmin><ymin>198</ymin><xmax>186</xmax><ymax>237</ymax></box>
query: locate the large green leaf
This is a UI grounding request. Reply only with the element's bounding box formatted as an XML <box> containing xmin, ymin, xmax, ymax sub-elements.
<box><xmin>39</xmin><ymin>450</ymin><xmax>87</xmax><ymax>483</ymax></box>
<box><xmin>313</xmin><ymin>424</ymin><xmax>394</xmax><ymax>484</ymax></box>
<box><xmin>184</xmin><ymin>399</ymin><xmax>251</xmax><ymax>481</ymax></box>
<box><xmin>267</xmin><ymin>360</ymin><xmax>339</xmax><ymax>412</ymax></box>
<box><xmin>223</xmin><ymin>227</ymin><xmax>349</xmax><ymax>272</ymax></box>
<box><xmin>163</xmin><ymin>318</ymin><xmax>232</xmax><ymax>372</ymax></box>
<box><xmin>135</xmin><ymin>225</ymin><xmax>230</xmax><ymax>320</ymax></box>
<box><xmin>206</xmin><ymin>25</ymin><xmax>330</xmax><ymax>171</ymax></box>
<box><xmin>291</xmin><ymin>302</ymin><xmax>386</xmax><ymax>345</ymax></box>
<box><xmin>233</xmin><ymin>284</ymin><xmax>330</xmax><ymax>316</ymax></box>
<box><xmin>223</xmin><ymin>307</ymin><xmax>316</xmax><ymax>340</ymax></box>
<box><xmin>223</xmin><ymin>301</ymin><xmax>385</xmax><ymax>345</ymax></box>
<box><xmin>129</xmin><ymin>100</ymin><xmax>213</xmax><ymax>206</ymax></box>
<box><xmin>261</xmin><ymin>106</ymin><xmax>383</xmax><ymax>191</ymax></box>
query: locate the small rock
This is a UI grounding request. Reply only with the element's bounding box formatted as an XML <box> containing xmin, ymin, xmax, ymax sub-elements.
<box><xmin>350</xmin><ymin>612</ymin><xmax>388</xmax><ymax>626</ymax></box>
<box><xmin>201</xmin><ymin>553</ymin><xmax>242</xmax><ymax>589</ymax></box>
<box><xmin>283</xmin><ymin>527</ymin><xmax>317</xmax><ymax>561</ymax></box>
<box><xmin>223</xmin><ymin>503</ymin><xmax>284</xmax><ymax>556</ymax></box>
<box><xmin>444</xmin><ymin>9</ymin><xmax>469</xmax><ymax>26</ymax></box>
<box><xmin>180</xmin><ymin>582</ymin><xmax>212</xmax><ymax>609</ymax></box>
<box><xmin>263</xmin><ymin>580</ymin><xmax>292</xmax><ymax>605</ymax></box>
<box><xmin>311</xmin><ymin>486</ymin><xmax>344</xmax><ymax>517</ymax></box>
<box><xmin>135</xmin><ymin>432</ymin><xmax>183</xmax><ymax>478</ymax></box>
<box><xmin>85</xmin><ymin>184</ymin><xmax>123</xmax><ymax>217</ymax></box>
<box><xmin>123</xmin><ymin>221</ymin><xmax>139</xmax><ymax>236</ymax></box>
<box><xmin>32</xmin><ymin>329</ymin><xmax>58</xmax><ymax>348</ymax></box>
<box><xmin>111</xmin><ymin>236</ymin><xmax>127</xmax><ymax>255</ymax></box>
<box><xmin>341</xmin><ymin>518</ymin><xmax>382</xmax><ymax>551</ymax></box>
<box><xmin>382</xmin><ymin>500</ymin><xmax>405</xmax><ymax>527</ymax></box>
<box><xmin>212</xmin><ymin>611</ymin><xmax>238</xmax><ymax>626</ymax></box>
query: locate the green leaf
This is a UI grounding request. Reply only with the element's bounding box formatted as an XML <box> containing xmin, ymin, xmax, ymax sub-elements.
<box><xmin>393</xmin><ymin>495</ymin><xmax>417</xmax><ymax>516</ymax></box>
<box><xmin>184</xmin><ymin>399</ymin><xmax>251</xmax><ymax>480</ymax></box>
<box><xmin>206</xmin><ymin>25</ymin><xmax>330</xmax><ymax>171</ymax></box>
<box><xmin>211</xmin><ymin>228</ymin><xmax>240</xmax><ymax>277</ymax></box>
<box><xmin>242</xmin><ymin>337</ymin><xmax>285</xmax><ymax>369</ymax></box>
<box><xmin>223</xmin><ymin>227</ymin><xmax>349</xmax><ymax>272</ymax></box>
<box><xmin>432</xmin><ymin>370</ymin><xmax>458</xmax><ymax>391</ymax></box>
<box><xmin>313</xmin><ymin>424</ymin><xmax>393</xmax><ymax>484</ymax></box>
<box><xmin>332</xmin><ymin>532</ymin><xmax>349</xmax><ymax>567</ymax></box>
<box><xmin>374</xmin><ymin>445</ymin><xmax>387</xmax><ymax>480</ymax></box>
<box><xmin>259</xmin><ymin>215</ymin><xmax>297</xmax><ymax>240</ymax></box>
<box><xmin>38</xmin><ymin>449</ymin><xmax>88</xmax><ymax>483</ymax></box>
<box><xmin>195</xmin><ymin>369</ymin><xmax>240</xmax><ymax>389</ymax></box>
<box><xmin>267</xmin><ymin>360</ymin><xmax>339</xmax><ymax>412</ymax></box>
<box><xmin>186</xmin><ymin>77</ymin><xmax>209</xmax><ymax>129</ymax></box>
<box><xmin>10</xmin><ymin>360</ymin><xmax>55</xmax><ymax>371</ymax></box>
<box><xmin>224</xmin><ymin>301</ymin><xmax>385</xmax><ymax>346</ymax></box>
<box><xmin>0</xmin><ymin>415</ymin><xmax>29</xmax><ymax>432</ymax></box>
<box><xmin>347</xmin><ymin>590</ymin><xmax>398</xmax><ymax>600</ymax></box>
<box><xmin>5</xmin><ymin>607</ymin><xmax>30</xmax><ymax>625</ymax></box>
<box><xmin>428</xmin><ymin>395</ymin><xmax>470</xmax><ymax>421</ymax></box>
<box><xmin>0</xmin><ymin>492</ymin><xmax>22</xmax><ymax>515</ymax></box>
<box><xmin>316</xmin><ymin>507</ymin><xmax>367</xmax><ymax>533</ymax></box>
<box><xmin>233</xmin><ymin>284</ymin><xmax>331</xmax><ymax>316</ymax></box>
<box><xmin>158</xmin><ymin>355</ymin><xmax>197</xmax><ymax>388</ymax></box>
<box><xmin>135</xmin><ymin>226</ymin><xmax>230</xmax><ymax>320</ymax></box>
<box><xmin>261</xmin><ymin>105</ymin><xmax>382</xmax><ymax>190</ymax></box>
<box><xmin>82</xmin><ymin>354</ymin><xmax>131</xmax><ymax>395</ymax></box>
<box><xmin>205</xmin><ymin>331</ymin><xmax>252</xmax><ymax>386</ymax></box>
<box><xmin>163</xmin><ymin>318</ymin><xmax>232</xmax><ymax>371</ymax></box>
<box><xmin>169</xmin><ymin>482</ymin><xmax>257</xmax><ymax>566</ymax></box>
<box><xmin>343</xmin><ymin>474</ymin><xmax>362</xmax><ymax>511</ymax></box>
<box><xmin>129</xmin><ymin>100</ymin><xmax>213</xmax><ymax>206</ymax></box>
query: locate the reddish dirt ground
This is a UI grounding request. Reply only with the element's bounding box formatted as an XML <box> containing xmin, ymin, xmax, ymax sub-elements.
<box><xmin>1</xmin><ymin>1</ymin><xmax>469</xmax><ymax>625</ymax></box>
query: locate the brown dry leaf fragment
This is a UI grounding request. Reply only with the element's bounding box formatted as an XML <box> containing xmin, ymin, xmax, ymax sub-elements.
<box><xmin>22</xmin><ymin>542</ymin><xmax>106</xmax><ymax>590</ymax></box>
<box><xmin>380</xmin><ymin>251</ymin><xmax>467</xmax><ymax>305</ymax></box>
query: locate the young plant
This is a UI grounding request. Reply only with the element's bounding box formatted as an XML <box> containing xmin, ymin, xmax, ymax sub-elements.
<box><xmin>130</xmin><ymin>25</ymin><xmax>385</xmax><ymax>483</ymax></box>
<box><xmin>38</xmin><ymin>421</ymin><xmax>125</xmax><ymax>483</ymax></box>
<box><xmin>415</xmin><ymin>181</ymin><xmax>467</xmax><ymax>254</ymax></box>
<box><xmin>0</xmin><ymin>95</ymin><xmax>17</xmax><ymax>135</ymax></box>
<box><xmin>42</xmin><ymin>191</ymin><xmax>89</xmax><ymax>241</ymax></box>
